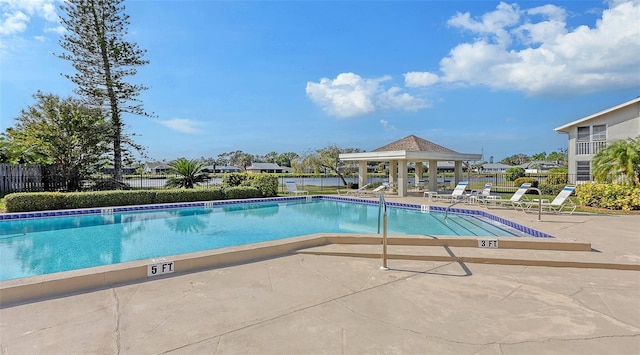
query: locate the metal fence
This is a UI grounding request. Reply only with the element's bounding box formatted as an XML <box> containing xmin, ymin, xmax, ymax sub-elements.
<box><xmin>1</xmin><ymin>163</ymin><xmax>587</xmax><ymax>196</ymax></box>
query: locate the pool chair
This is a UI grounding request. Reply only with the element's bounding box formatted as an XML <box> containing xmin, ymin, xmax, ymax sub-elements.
<box><xmin>360</xmin><ymin>183</ymin><xmax>389</xmax><ymax>196</ymax></box>
<box><xmin>431</xmin><ymin>181</ymin><xmax>469</xmax><ymax>202</ymax></box>
<box><xmin>520</xmin><ymin>185</ymin><xmax>577</xmax><ymax>215</ymax></box>
<box><xmin>285</xmin><ymin>181</ymin><xmax>309</xmax><ymax>195</ymax></box>
<box><xmin>337</xmin><ymin>183</ymin><xmax>371</xmax><ymax>196</ymax></box>
<box><xmin>489</xmin><ymin>183</ymin><xmax>532</xmax><ymax>209</ymax></box>
<box><xmin>467</xmin><ymin>183</ymin><xmax>497</xmax><ymax>204</ymax></box>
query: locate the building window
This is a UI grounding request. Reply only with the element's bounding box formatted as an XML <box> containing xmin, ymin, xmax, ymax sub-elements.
<box><xmin>592</xmin><ymin>125</ymin><xmax>606</xmax><ymax>141</ymax></box>
<box><xmin>576</xmin><ymin>125</ymin><xmax>607</xmax><ymax>155</ymax></box>
<box><xmin>576</xmin><ymin>161</ymin><xmax>591</xmax><ymax>181</ymax></box>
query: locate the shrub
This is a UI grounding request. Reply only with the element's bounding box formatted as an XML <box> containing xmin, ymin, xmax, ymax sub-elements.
<box><xmin>575</xmin><ymin>183</ymin><xmax>640</xmax><ymax>210</ymax></box>
<box><xmin>222</xmin><ymin>173</ymin><xmax>249</xmax><ymax>187</ymax></box>
<box><xmin>505</xmin><ymin>167</ymin><xmax>525</xmax><ymax>181</ymax></box>
<box><xmin>246</xmin><ymin>174</ymin><xmax>278</xmax><ymax>197</ymax></box>
<box><xmin>5</xmin><ymin>192</ymin><xmax>66</xmax><ymax>212</ymax></box>
<box><xmin>4</xmin><ymin>191</ymin><xmax>156</xmax><ymax>212</ymax></box>
<box><xmin>514</xmin><ymin>177</ymin><xmax>538</xmax><ymax>188</ymax></box>
<box><xmin>223</xmin><ymin>186</ymin><xmax>262</xmax><ymax>199</ymax></box>
<box><xmin>154</xmin><ymin>188</ymin><xmax>224</xmax><ymax>203</ymax></box>
<box><xmin>537</xmin><ymin>183</ymin><xmax>566</xmax><ymax>196</ymax></box>
<box><xmin>546</xmin><ymin>168</ymin><xmax>568</xmax><ymax>185</ymax></box>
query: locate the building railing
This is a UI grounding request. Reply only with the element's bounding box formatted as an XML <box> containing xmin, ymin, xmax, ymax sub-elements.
<box><xmin>576</xmin><ymin>141</ymin><xmax>607</xmax><ymax>155</ymax></box>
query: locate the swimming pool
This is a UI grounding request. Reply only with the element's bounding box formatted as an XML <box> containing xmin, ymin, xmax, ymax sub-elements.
<box><xmin>0</xmin><ymin>196</ymin><xmax>550</xmax><ymax>280</ymax></box>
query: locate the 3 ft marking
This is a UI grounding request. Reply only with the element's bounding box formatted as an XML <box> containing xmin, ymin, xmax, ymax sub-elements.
<box><xmin>478</xmin><ymin>239</ymin><xmax>499</xmax><ymax>248</ymax></box>
<box><xmin>147</xmin><ymin>261</ymin><xmax>175</xmax><ymax>276</ymax></box>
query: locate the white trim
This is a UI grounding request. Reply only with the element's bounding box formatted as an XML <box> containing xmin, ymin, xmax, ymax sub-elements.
<box><xmin>554</xmin><ymin>97</ymin><xmax>640</xmax><ymax>133</ymax></box>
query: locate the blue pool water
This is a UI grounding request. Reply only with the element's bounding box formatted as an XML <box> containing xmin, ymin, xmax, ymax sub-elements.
<box><xmin>0</xmin><ymin>198</ymin><xmax>539</xmax><ymax>280</ymax></box>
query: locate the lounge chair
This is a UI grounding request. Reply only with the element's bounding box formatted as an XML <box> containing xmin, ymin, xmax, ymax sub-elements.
<box><xmin>520</xmin><ymin>185</ymin><xmax>577</xmax><ymax>215</ymax></box>
<box><xmin>337</xmin><ymin>183</ymin><xmax>371</xmax><ymax>196</ymax></box>
<box><xmin>468</xmin><ymin>183</ymin><xmax>496</xmax><ymax>204</ymax></box>
<box><xmin>431</xmin><ymin>181</ymin><xmax>469</xmax><ymax>202</ymax></box>
<box><xmin>360</xmin><ymin>183</ymin><xmax>389</xmax><ymax>196</ymax></box>
<box><xmin>285</xmin><ymin>181</ymin><xmax>308</xmax><ymax>195</ymax></box>
<box><xmin>489</xmin><ymin>183</ymin><xmax>532</xmax><ymax>209</ymax></box>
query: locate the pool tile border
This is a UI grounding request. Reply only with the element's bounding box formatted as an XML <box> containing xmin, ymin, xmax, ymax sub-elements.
<box><xmin>0</xmin><ymin>195</ymin><xmax>552</xmax><ymax>238</ymax></box>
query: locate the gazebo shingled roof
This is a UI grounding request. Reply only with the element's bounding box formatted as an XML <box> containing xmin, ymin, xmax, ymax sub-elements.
<box><xmin>372</xmin><ymin>135</ymin><xmax>458</xmax><ymax>153</ymax></box>
<box><xmin>339</xmin><ymin>134</ymin><xmax>482</xmax><ymax>196</ymax></box>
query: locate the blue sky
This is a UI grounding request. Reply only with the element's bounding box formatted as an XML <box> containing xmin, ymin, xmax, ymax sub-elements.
<box><xmin>1</xmin><ymin>0</ymin><xmax>639</xmax><ymax>163</ymax></box>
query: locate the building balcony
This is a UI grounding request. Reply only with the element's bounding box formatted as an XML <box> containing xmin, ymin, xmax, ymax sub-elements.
<box><xmin>576</xmin><ymin>141</ymin><xmax>607</xmax><ymax>155</ymax></box>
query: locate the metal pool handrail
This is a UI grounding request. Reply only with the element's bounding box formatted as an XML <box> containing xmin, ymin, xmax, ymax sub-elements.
<box><xmin>378</xmin><ymin>193</ymin><xmax>389</xmax><ymax>270</ymax></box>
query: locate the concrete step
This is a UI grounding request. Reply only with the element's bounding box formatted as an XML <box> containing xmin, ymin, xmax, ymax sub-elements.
<box><xmin>296</xmin><ymin>239</ymin><xmax>640</xmax><ymax>271</ymax></box>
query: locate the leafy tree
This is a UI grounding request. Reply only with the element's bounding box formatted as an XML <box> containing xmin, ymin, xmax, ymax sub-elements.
<box><xmin>58</xmin><ymin>0</ymin><xmax>150</xmax><ymax>183</ymax></box>
<box><xmin>592</xmin><ymin>136</ymin><xmax>640</xmax><ymax>186</ymax></box>
<box><xmin>531</xmin><ymin>152</ymin><xmax>547</xmax><ymax>161</ymax></box>
<box><xmin>500</xmin><ymin>153</ymin><xmax>530</xmax><ymax>165</ymax></box>
<box><xmin>3</xmin><ymin>92</ymin><xmax>110</xmax><ymax>190</ymax></box>
<box><xmin>217</xmin><ymin>150</ymin><xmax>253</xmax><ymax>170</ymax></box>
<box><xmin>165</xmin><ymin>158</ymin><xmax>209</xmax><ymax>189</ymax></box>
<box><xmin>505</xmin><ymin>167</ymin><xmax>526</xmax><ymax>181</ymax></box>
<box><xmin>547</xmin><ymin>148</ymin><xmax>568</xmax><ymax>166</ymax></box>
<box><xmin>275</xmin><ymin>152</ymin><xmax>299</xmax><ymax>167</ymax></box>
<box><xmin>306</xmin><ymin>145</ymin><xmax>362</xmax><ymax>186</ymax></box>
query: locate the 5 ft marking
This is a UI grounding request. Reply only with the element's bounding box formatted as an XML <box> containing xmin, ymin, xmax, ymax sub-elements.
<box><xmin>147</xmin><ymin>261</ymin><xmax>175</xmax><ymax>276</ymax></box>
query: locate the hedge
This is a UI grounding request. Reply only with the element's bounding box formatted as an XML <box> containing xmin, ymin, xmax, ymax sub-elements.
<box><xmin>4</xmin><ymin>187</ymin><xmax>262</xmax><ymax>213</ymax></box>
<box><xmin>575</xmin><ymin>183</ymin><xmax>640</xmax><ymax>211</ymax></box>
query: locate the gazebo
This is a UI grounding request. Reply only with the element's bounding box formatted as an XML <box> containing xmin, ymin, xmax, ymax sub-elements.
<box><xmin>339</xmin><ymin>135</ymin><xmax>482</xmax><ymax>197</ymax></box>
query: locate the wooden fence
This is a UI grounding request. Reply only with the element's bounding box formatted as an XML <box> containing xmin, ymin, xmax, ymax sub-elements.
<box><xmin>0</xmin><ymin>164</ymin><xmax>45</xmax><ymax>195</ymax></box>
<box><xmin>0</xmin><ymin>164</ymin><xmax>74</xmax><ymax>196</ymax></box>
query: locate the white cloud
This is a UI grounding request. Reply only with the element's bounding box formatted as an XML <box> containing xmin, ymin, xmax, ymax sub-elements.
<box><xmin>404</xmin><ymin>71</ymin><xmax>439</xmax><ymax>87</ymax></box>
<box><xmin>448</xmin><ymin>2</ymin><xmax>522</xmax><ymax>47</ymax></box>
<box><xmin>0</xmin><ymin>0</ymin><xmax>59</xmax><ymax>36</ymax></box>
<box><xmin>157</xmin><ymin>118</ymin><xmax>205</xmax><ymax>134</ymax></box>
<box><xmin>437</xmin><ymin>0</ymin><xmax>640</xmax><ymax>96</ymax></box>
<box><xmin>380</xmin><ymin>119</ymin><xmax>397</xmax><ymax>131</ymax></box>
<box><xmin>306</xmin><ymin>72</ymin><xmax>428</xmax><ymax>118</ymax></box>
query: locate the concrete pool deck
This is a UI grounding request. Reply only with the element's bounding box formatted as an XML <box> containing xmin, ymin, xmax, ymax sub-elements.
<box><xmin>1</xmin><ymin>196</ymin><xmax>639</xmax><ymax>354</ymax></box>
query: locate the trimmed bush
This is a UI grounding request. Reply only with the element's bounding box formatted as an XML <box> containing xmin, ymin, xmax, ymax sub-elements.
<box><xmin>246</xmin><ymin>174</ymin><xmax>278</xmax><ymax>197</ymax></box>
<box><xmin>154</xmin><ymin>188</ymin><xmax>224</xmax><ymax>203</ymax></box>
<box><xmin>5</xmin><ymin>191</ymin><xmax>156</xmax><ymax>212</ymax></box>
<box><xmin>222</xmin><ymin>173</ymin><xmax>249</xmax><ymax>187</ymax></box>
<box><xmin>4</xmin><ymin>186</ymin><xmax>260</xmax><ymax>213</ymax></box>
<box><xmin>546</xmin><ymin>168</ymin><xmax>568</xmax><ymax>185</ymax></box>
<box><xmin>537</xmin><ymin>183</ymin><xmax>566</xmax><ymax>196</ymax></box>
<box><xmin>5</xmin><ymin>192</ymin><xmax>67</xmax><ymax>212</ymax></box>
<box><xmin>224</xmin><ymin>186</ymin><xmax>262</xmax><ymax>199</ymax></box>
<box><xmin>575</xmin><ymin>183</ymin><xmax>640</xmax><ymax>210</ymax></box>
<box><xmin>514</xmin><ymin>177</ymin><xmax>538</xmax><ymax>188</ymax></box>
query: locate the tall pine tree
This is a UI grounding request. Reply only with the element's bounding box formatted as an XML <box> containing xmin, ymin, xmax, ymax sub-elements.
<box><xmin>58</xmin><ymin>0</ymin><xmax>149</xmax><ymax>183</ymax></box>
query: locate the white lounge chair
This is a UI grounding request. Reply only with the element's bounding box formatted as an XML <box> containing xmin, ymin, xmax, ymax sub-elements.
<box><xmin>337</xmin><ymin>183</ymin><xmax>371</xmax><ymax>196</ymax></box>
<box><xmin>432</xmin><ymin>181</ymin><xmax>469</xmax><ymax>202</ymax></box>
<box><xmin>490</xmin><ymin>183</ymin><xmax>532</xmax><ymax>209</ymax></box>
<box><xmin>468</xmin><ymin>183</ymin><xmax>496</xmax><ymax>204</ymax></box>
<box><xmin>285</xmin><ymin>181</ymin><xmax>308</xmax><ymax>195</ymax></box>
<box><xmin>520</xmin><ymin>185</ymin><xmax>577</xmax><ymax>214</ymax></box>
<box><xmin>360</xmin><ymin>183</ymin><xmax>389</xmax><ymax>196</ymax></box>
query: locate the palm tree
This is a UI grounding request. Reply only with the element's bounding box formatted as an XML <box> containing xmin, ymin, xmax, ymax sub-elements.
<box><xmin>592</xmin><ymin>136</ymin><xmax>640</xmax><ymax>185</ymax></box>
<box><xmin>165</xmin><ymin>158</ymin><xmax>209</xmax><ymax>188</ymax></box>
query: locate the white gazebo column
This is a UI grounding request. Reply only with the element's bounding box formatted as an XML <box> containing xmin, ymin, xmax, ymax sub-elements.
<box><xmin>358</xmin><ymin>161</ymin><xmax>368</xmax><ymax>188</ymax></box>
<box><xmin>428</xmin><ymin>160</ymin><xmax>438</xmax><ymax>192</ymax></box>
<box><xmin>388</xmin><ymin>160</ymin><xmax>397</xmax><ymax>185</ymax></box>
<box><xmin>414</xmin><ymin>162</ymin><xmax>423</xmax><ymax>187</ymax></box>
<box><xmin>454</xmin><ymin>161</ymin><xmax>463</xmax><ymax>184</ymax></box>
<box><xmin>397</xmin><ymin>161</ymin><xmax>408</xmax><ymax>197</ymax></box>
